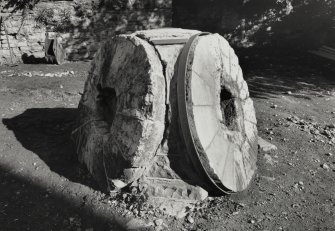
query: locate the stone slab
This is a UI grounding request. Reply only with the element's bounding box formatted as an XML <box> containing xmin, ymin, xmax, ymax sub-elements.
<box><xmin>258</xmin><ymin>136</ymin><xmax>277</xmax><ymax>152</ymax></box>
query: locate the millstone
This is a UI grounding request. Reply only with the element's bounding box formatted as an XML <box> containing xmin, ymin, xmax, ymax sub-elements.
<box><xmin>178</xmin><ymin>33</ymin><xmax>257</xmax><ymax>193</ymax></box>
<box><xmin>73</xmin><ymin>28</ymin><xmax>258</xmax><ymax>206</ymax></box>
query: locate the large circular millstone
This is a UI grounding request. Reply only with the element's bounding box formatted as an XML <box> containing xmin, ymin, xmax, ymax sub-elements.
<box><xmin>177</xmin><ymin>33</ymin><xmax>258</xmax><ymax>193</ymax></box>
<box><xmin>73</xmin><ymin>28</ymin><xmax>257</xmax><ymax>195</ymax></box>
<box><xmin>73</xmin><ymin>34</ymin><xmax>166</xmax><ymax>188</ymax></box>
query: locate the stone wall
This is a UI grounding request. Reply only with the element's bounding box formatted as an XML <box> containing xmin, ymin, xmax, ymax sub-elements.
<box><xmin>0</xmin><ymin>0</ymin><xmax>172</xmax><ymax>64</ymax></box>
<box><xmin>0</xmin><ymin>6</ymin><xmax>45</xmax><ymax>64</ymax></box>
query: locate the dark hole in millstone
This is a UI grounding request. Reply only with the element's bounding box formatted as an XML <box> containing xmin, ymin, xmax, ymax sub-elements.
<box><xmin>220</xmin><ymin>87</ymin><xmax>238</xmax><ymax>131</ymax></box>
<box><xmin>96</xmin><ymin>84</ymin><xmax>117</xmax><ymax>127</ymax></box>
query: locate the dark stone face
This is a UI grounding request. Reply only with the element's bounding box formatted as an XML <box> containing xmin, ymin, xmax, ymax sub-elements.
<box><xmin>220</xmin><ymin>87</ymin><xmax>239</xmax><ymax>131</ymax></box>
<box><xmin>96</xmin><ymin>85</ymin><xmax>117</xmax><ymax>128</ymax></box>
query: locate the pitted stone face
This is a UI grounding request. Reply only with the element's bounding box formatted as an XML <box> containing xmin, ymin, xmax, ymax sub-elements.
<box><xmin>74</xmin><ymin>34</ymin><xmax>166</xmax><ymax>188</ymax></box>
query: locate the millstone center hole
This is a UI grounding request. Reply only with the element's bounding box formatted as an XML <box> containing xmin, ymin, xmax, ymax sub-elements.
<box><xmin>97</xmin><ymin>84</ymin><xmax>117</xmax><ymax>126</ymax></box>
<box><xmin>220</xmin><ymin>87</ymin><xmax>238</xmax><ymax>131</ymax></box>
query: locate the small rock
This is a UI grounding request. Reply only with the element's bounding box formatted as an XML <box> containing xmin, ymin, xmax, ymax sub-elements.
<box><xmin>186</xmin><ymin>215</ymin><xmax>194</xmax><ymax>224</ymax></box>
<box><xmin>154</xmin><ymin>219</ymin><xmax>163</xmax><ymax>226</ymax></box>
<box><xmin>176</xmin><ymin>209</ymin><xmax>187</xmax><ymax>219</ymax></box>
<box><xmin>286</xmin><ymin>91</ymin><xmax>292</xmax><ymax>95</ymax></box>
<box><xmin>112</xmin><ymin>179</ymin><xmax>127</xmax><ymax>189</ymax></box>
<box><xmin>264</xmin><ymin>154</ymin><xmax>275</xmax><ymax>166</ymax></box>
<box><xmin>325</xmin><ymin>152</ymin><xmax>333</xmax><ymax>156</ymax></box>
<box><xmin>70</xmin><ymin>71</ymin><xmax>75</xmax><ymax>75</ymax></box>
<box><xmin>270</xmin><ymin>105</ymin><xmax>278</xmax><ymax>109</ymax></box>
<box><xmin>125</xmin><ymin>219</ymin><xmax>148</xmax><ymax>230</ymax></box>
<box><xmin>310</xmin><ymin>129</ymin><xmax>320</xmax><ymax>135</ymax></box>
<box><xmin>207</xmin><ymin>197</ymin><xmax>214</xmax><ymax>201</ymax></box>
<box><xmin>60</xmin><ymin>85</ymin><xmax>64</xmax><ymax>89</ymax></box>
<box><xmin>298</xmin><ymin>181</ymin><xmax>304</xmax><ymax>186</ymax></box>
<box><xmin>249</xmin><ymin>219</ymin><xmax>256</xmax><ymax>224</ymax></box>
<box><xmin>291</xmin><ymin>203</ymin><xmax>300</xmax><ymax>208</ymax></box>
<box><xmin>238</xmin><ymin>203</ymin><xmax>246</xmax><ymax>207</ymax></box>
<box><xmin>258</xmin><ymin>137</ymin><xmax>277</xmax><ymax>152</ymax></box>
<box><xmin>321</xmin><ymin>163</ymin><xmax>330</xmax><ymax>170</ymax></box>
<box><xmin>45</xmin><ymin>73</ymin><xmax>54</xmax><ymax>77</ymax></box>
<box><xmin>260</xmin><ymin>176</ymin><xmax>275</xmax><ymax>181</ymax></box>
<box><xmin>23</xmin><ymin>72</ymin><xmax>32</xmax><ymax>77</ymax></box>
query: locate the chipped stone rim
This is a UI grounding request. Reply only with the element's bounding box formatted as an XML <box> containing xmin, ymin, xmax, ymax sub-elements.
<box><xmin>177</xmin><ymin>33</ymin><xmax>258</xmax><ymax>194</ymax></box>
<box><xmin>177</xmin><ymin>32</ymin><xmax>229</xmax><ymax>194</ymax></box>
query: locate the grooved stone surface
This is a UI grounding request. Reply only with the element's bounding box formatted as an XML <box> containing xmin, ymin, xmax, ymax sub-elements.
<box><xmin>180</xmin><ymin>33</ymin><xmax>258</xmax><ymax>192</ymax></box>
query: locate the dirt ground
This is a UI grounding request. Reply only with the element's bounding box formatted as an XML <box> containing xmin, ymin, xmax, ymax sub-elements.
<box><xmin>0</xmin><ymin>50</ymin><xmax>334</xmax><ymax>231</ymax></box>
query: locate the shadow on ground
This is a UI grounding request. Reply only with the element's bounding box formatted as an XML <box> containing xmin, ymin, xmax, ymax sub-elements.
<box><xmin>0</xmin><ymin>164</ymin><xmax>126</xmax><ymax>231</ymax></box>
<box><xmin>21</xmin><ymin>54</ymin><xmax>47</xmax><ymax>64</ymax></box>
<box><xmin>2</xmin><ymin>108</ymin><xmax>97</xmax><ymax>188</ymax></box>
<box><xmin>238</xmin><ymin>48</ymin><xmax>335</xmax><ymax>99</ymax></box>
<box><xmin>1</xmin><ymin>108</ymin><xmax>145</xmax><ymax>230</ymax></box>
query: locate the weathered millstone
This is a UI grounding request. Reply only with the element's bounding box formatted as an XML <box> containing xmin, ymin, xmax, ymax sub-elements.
<box><xmin>177</xmin><ymin>33</ymin><xmax>258</xmax><ymax>193</ymax></box>
<box><xmin>73</xmin><ymin>33</ymin><xmax>166</xmax><ymax>187</ymax></box>
<box><xmin>45</xmin><ymin>32</ymin><xmax>66</xmax><ymax>65</ymax></box>
<box><xmin>73</xmin><ymin>28</ymin><xmax>258</xmax><ymax>215</ymax></box>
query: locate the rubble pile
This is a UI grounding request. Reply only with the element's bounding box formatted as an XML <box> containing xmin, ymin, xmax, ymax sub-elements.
<box><xmin>286</xmin><ymin>115</ymin><xmax>335</xmax><ymax>145</ymax></box>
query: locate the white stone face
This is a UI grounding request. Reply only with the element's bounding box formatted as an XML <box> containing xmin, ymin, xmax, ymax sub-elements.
<box><xmin>184</xmin><ymin>32</ymin><xmax>257</xmax><ymax>193</ymax></box>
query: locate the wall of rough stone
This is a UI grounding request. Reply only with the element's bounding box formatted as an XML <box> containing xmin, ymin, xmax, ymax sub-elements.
<box><xmin>0</xmin><ymin>0</ymin><xmax>172</xmax><ymax>64</ymax></box>
<box><xmin>0</xmin><ymin>6</ymin><xmax>45</xmax><ymax>64</ymax></box>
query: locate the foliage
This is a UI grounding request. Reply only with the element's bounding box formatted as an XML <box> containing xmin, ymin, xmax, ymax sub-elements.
<box><xmin>103</xmin><ymin>0</ymin><xmax>127</xmax><ymax>10</ymax></box>
<box><xmin>226</xmin><ymin>0</ymin><xmax>335</xmax><ymax>47</ymax></box>
<box><xmin>34</xmin><ymin>7</ymin><xmax>73</xmax><ymax>32</ymax></box>
<box><xmin>2</xmin><ymin>0</ymin><xmax>40</xmax><ymax>12</ymax></box>
<box><xmin>74</xmin><ymin>1</ymin><xmax>99</xmax><ymax>18</ymax></box>
<box><xmin>35</xmin><ymin>8</ymin><xmax>55</xmax><ymax>26</ymax></box>
<box><xmin>54</xmin><ymin>8</ymin><xmax>72</xmax><ymax>32</ymax></box>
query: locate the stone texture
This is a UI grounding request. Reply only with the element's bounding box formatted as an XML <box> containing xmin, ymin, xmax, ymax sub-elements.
<box><xmin>179</xmin><ymin>33</ymin><xmax>258</xmax><ymax>193</ymax></box>
<box><xmin>74</xmin><ymin>34</ymin><xmax>165</xmax><ymax>187</ymax></box>
<box><xmin>0</xmin><ymin>0</ymin><xmax>172</xmax><ymax>64</ymax></box>
<box><xmin>75</xmin><ymin>28</ymin><xmax>257</xmax><ymax>214</ymax></box>
<box><xmin>258</xmin><ymin>136</ymin><xmax>277</xmax><ymax>152</ymax></box>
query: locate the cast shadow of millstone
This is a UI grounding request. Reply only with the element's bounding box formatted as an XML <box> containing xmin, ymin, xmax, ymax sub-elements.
<box><xmin>2</xmin><ymin>108</ymin><xmax>98</xmax><ymax>190</ymax></box>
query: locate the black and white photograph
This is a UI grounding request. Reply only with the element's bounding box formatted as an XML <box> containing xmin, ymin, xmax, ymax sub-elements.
<box><xmin>0</xmin><ymin>0</ymin><xmax>334</xmax><ymax>230</ymax></box>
